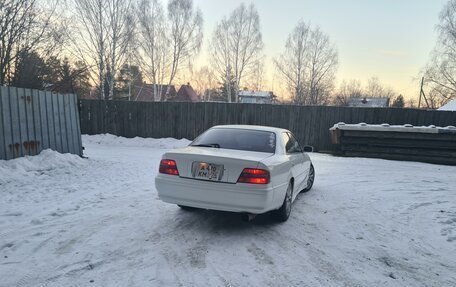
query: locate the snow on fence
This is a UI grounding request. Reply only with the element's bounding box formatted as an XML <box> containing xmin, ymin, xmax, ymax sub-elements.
<box><xmin>330</xmin><ymin>123</ymin><xmax>456</xmax><ymax>165</ymax></box>
<box><xmin>78</xmin><ymin>100</ymin><xmax>456</xmax><ymax>153</ymax></box>
<box><xmin>0</xmin><ymin>87</ymin><xmax>83</xmax><ymax>160</ymax></box>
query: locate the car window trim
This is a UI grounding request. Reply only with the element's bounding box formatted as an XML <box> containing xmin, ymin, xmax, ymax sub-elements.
<box><xmin>285</xmin><ymin>132</ymin><xmax>303</xmax><ymax>154</ymax></box>
<box><xmin>191</xmin><ymin>128</ymin><xmax>277</xmax><ymax>154</ymax></box>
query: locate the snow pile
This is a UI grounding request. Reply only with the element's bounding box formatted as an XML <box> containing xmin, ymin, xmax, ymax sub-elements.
<box><xmin>82</xmin><ymin>134</ymin><xmax>191</xmax><ymax>149</ymax></box>
<box><xmin>331</xmin><ymin>122</ymin><xmax>456</xmax><ymax>134</ymax></box>
<box><xmin>0</xmin><ymin>149</ymin><xmax>86</xmax><ymax>185</ymax></box>
<box><xmin>439</xmin><ymin>99</ymin><xmax>456</xmax><ymax>111</ymax></box>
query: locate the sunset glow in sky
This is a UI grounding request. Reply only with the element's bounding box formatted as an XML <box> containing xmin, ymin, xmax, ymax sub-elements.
<box><xmin>192</xmin><ymin>0</ymin><xmax>447</xmax><ymax>100</ymax></box>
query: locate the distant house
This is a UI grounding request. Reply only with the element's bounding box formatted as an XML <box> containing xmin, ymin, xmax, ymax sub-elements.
<box><xmin>134</xmin><ymin>84</ymin><xmax>177</xmax><ymax>102</ymax></box>
<box><xmin>348</xmin><ymin>97</ymin><xmax>390</xmax><ymax>108</ymax></box>
<box><xmin>168</xmin><ymin>83</ymin><xmax>200</xmax><ymax>102</ymax></box>
<box><xmin>438</xmin><ymin>99</ymin><xmax>456</xmax><ymax>111</ymax></box>
<box><xmin>238</xmin><ymin>90</ymin><xmax>275</xmax><ymax>104</ymax></box>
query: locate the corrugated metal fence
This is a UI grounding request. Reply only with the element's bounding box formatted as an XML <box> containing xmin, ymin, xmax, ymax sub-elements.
<box><xmin>79</xmin><ymin>100</ymin><xmax>456</xmax><ymax>152</ymax></box>
<box><xmin>0</xmin><ymin>86</ymin><xmax>83</xmax><ymax>160</ymax></box>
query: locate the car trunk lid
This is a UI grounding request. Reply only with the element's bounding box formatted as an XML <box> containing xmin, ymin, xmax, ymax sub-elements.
<box><xmin>163</xmin><ymin>146</ymin><xmax>273</xmax><ymax>183</ymax></box>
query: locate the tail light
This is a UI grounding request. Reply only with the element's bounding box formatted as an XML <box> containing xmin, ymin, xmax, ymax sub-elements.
<box><xmin>159</xmin><ymin>159</ymin><xmax>179</xmax><ymax>176</ymax></box>
<box><xmin>237</xmin><ymin>168</ymin><xmax>270</xmax><ymax>184</ymax></box>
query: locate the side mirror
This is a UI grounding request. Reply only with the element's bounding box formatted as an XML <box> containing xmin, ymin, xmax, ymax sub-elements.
<box><xmin>303</xmin><ymin>146</ymin><xmax>314</xmax><ymax>153</ymax></box>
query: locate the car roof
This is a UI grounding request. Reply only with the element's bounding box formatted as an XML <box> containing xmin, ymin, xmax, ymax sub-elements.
<box><xmin>211</xmin><ymin>125</ymin><xmax>289</xmax><ymax>134</ymax></box>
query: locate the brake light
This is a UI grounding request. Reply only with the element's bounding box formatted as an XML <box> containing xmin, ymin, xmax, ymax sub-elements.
<box><xmin>238</xmin><ymin>168</ymin><xmax>270</xmax><ymax>184</ymax></box>
<box><xmin>159</xmin><ymin>159</ymin><xmax>179</xmax><ymax>176</ymax></box>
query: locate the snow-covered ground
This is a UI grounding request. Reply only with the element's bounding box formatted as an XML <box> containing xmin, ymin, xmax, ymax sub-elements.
<box><xmin>1</xmin><ymin>134</ymin><xmax>455</xmax><ymax>287</ymax></box>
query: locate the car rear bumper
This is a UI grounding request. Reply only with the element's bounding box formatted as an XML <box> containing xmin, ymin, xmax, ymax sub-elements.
<box><xmin>155</xmin><ymin>174</ymin><xmax>277</xmax><ymax>214</ymax></box>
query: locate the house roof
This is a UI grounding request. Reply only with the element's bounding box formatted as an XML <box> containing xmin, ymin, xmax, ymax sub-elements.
<box><xmin>169</xmin><ymin>84</ymin><xmax>200</xmax><ymax>102</ymax></box>
<box><xmin>348</xmin><ymin>97</ymin><xmax>390</xmax><ymax>108</ymax></box>
<box><xmin>134</xmin><ymin>84</ymin><xmax>176</xmax><ymax>102</ymax></box>
<box><xmin>438</xmin><ymin>100</ymin><xmax>456</xmax><ymax>111</ymax></box>
<box><xmin>239</xmin><ymin>91</ymin><xmax>272</xmax><ymax>98</ymax></box>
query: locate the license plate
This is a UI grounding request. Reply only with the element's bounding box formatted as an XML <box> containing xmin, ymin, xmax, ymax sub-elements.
<box><xmin>192</xmin><ymin>162</ymin><xmax>224</xmax><ymax>181</ymax></box>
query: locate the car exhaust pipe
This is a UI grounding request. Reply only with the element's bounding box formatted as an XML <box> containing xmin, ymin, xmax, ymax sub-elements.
<box><xmin>241</xmin><ymin>213</ymin><xmax>257</xmax><ymax>222</ymax></box>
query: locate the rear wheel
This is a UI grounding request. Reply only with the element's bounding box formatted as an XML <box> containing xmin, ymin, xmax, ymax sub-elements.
<box><xmin>178</xmin><ymin>205</ymin><xmax>197</xmax><ymax>211</ymax></box>
<box><xmin>274</xmin><ymin>182</ymin><xmax>293</xmax><ymax>222</ymax></box>
<box><xmin>303</xmin><ymin>164</ymin><xmax>315</xmax><ymax>192</ymax></box>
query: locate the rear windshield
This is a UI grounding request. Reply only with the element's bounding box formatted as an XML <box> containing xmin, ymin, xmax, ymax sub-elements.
<box><xmin>190</xmin><ymin>128</ymin><xmax>276</xmax><ymax>153</ymax></box>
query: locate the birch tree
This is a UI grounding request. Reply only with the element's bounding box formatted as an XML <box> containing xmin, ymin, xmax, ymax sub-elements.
<box><xmin>71</xmin><ymin>0</ymin><xmax>134</xmax><ymax>100</ymax></box>
<box><xmin>306</xmin><ymin>27</ymin><xmax>338</xmax><ymax>105</ymax></box>
<box><xmin>165</xmin><ymin>0</ymin><xmax>203</xmax><ymax>101</ymax></box>
<box><xmin>423</xmin><ymin>0</ymin><xmax>456</xmax><ymax>106</ymax></box>
<box><xmin>105</xmin><ymin>0</ymin><xmax>135</xmax><ymax>100</ymax></box>
<box><xmin>211</xmin><ymin>17</ymin><xmax>233</xmax><ymax>102</ymax></box>
<box><xmin>137</xmin><ymin>0</ymin><xmax>170</xmax><ymax>101</ymax></box>
<box><xmin>274</xmin><ymin>22</ymin><xmax>311</xmax><ymax>104</ymax></box>
<box><xmin>275</xmin><ymin>22</ymin><xmax>338</xmax><ymax>105</ymax></box>
<box><xmin>211</xmin><ymin>3</ymin><xmax>263</xmax><ymax>102</ymax></box>
<box><xmin>72</xmin><ymin>0</ymin><xmax>107</xmax><ymax>99</ymax></box>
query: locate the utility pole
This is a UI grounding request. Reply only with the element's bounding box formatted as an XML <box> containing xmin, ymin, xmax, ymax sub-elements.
<box><xmin>418</xmin><ymin>77</ymin><xmax>430</xmax><ymax>109</ymax></box>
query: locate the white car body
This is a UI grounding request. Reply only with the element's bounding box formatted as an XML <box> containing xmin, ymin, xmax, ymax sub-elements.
<box><xmin>155</xmin><ymin>125</ymin><xmax>313</xmax><ymax>215</ymax></box>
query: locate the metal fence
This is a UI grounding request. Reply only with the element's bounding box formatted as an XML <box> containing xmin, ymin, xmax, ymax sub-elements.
<box><xmin>79</xmin><ymin>100</ymin><xmax>456</xmax><ymax>152</ymax></box>
<box><xmin>0</xmin><ymin>87</ymin><xmax>83</xmax><ymax>160</ymax></box>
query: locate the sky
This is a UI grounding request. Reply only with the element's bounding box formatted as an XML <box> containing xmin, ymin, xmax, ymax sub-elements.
<box><xmin>191</xmin><ymin>0</ymin><xmax>448</xmax><ymax>101</ymax></box>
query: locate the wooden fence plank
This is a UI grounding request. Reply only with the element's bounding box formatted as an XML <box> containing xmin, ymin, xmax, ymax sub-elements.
<box><xmin>69</xmin><ymin>94</ymin><xmax>79</xmax><ymax>155</ymax></box>
<box><xmin>16</xmin><ymin>88</ymin><xmax>29</xmax><ymax>156</ymax></box>
<box><xmin>30</xmin><ymin>89</ymin><xmax>42</xmax><ymax>156</ymax></box>
<box><xmin>52</xmin><ymin>93</ymin><xmax>63</xmax><ymax>152</ymax></box>
<box><xmin>64</xmin><ymin>95</ymin><xmax>75</xmax><ymax>155</ymax></box>
<box><xmin>22</xmin><ymin>88</ymin><xmax>37</xmax><ymax>156</ymax></box>
<box><xmin>0</xmin><ymin>87</ymin><xmax>6</xmax><ymax>159</ymax></box>
<box><xmin>10</xmin><ymin>87</ymin><xmax>24</xmax><ymax>157</ymax></box>
<box><xmin>1</xmin><ymin>88</ymin><xmax>14</xmax><ymax>159</ymax></box>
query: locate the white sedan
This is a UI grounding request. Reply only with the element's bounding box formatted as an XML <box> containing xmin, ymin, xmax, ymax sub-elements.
<box><xmin>155</xmin><ymin>125</ymin><xmax>315</xmax><ymax>221</ymax></box>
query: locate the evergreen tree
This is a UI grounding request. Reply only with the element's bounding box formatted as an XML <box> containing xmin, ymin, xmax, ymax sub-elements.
<box><xmin>392</xmin><ymin>94</ymin><xmax>405</xmax><ymax>108</ymax></box>
<box><xmin>11</xmin><ymin>50</ymin><xmax>47</xmax><ymax>89</ymax></box>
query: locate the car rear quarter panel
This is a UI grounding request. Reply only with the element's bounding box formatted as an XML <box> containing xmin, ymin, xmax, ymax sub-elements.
<box><xmin>259</xmin><ymin>155</ymin><xmax>292</xmax><ymax>209</ymax></box>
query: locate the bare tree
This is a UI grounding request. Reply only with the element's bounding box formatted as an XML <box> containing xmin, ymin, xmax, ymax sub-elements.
<box><xmin>334</xmin><ymin>77</ymin><xmax>396</xmax><ymax>106</ymax></box>
<box><xmin>211</xmin><ymin>17</ymin><xmax>233</xmax><ymax>102</ymax></box>
<box><xmin>211</xmin><ymin>3</ymin><xmax>263</xmax><ymax>102</ymax></box>
<box><xmin>0</xmin><ymin>0</ymin><xmax>63</xmax><ymax>86</ymax></box>
<box><xmin>71</xmin><ymin>0</ymin><xmax>107</xmax><ymax>99</ymax></box>
<box><xmin>165</xmin><ymin>0</ymin><xmax>203</xmax><ymax>101</ymax></box>
<box><xmin>422</xmin><ymin>0</ymin><xmax>456</xmax><ymax>106</ymax></box>
<box><xmin>306</xmin><ymin>27</ymin><xmax>338</xmax><ymax>105</ymax></box>
<box><xmin>365</xmin><ymin>76</ymin><xmax>395</xmax><ymax>98</ymax></box>
<box><xmin>334</xmin><ymin>79</ymin><xmax>363</xmax><ymax>106</ymax></box>
<box><xmin>105</xmin><ymin>0</ymin><xmax>135</xmax><ymax>100</ymax></box>
<box><xmin>274</xmin><ymin>22</ymin><xmax>310</xmax><ymax>104</ymax></box>
<box><xmin>137</xmin><ymin>0</ymin><xmax>170</xmax><ymax>101</ymax></box>
<box><xmin>246</xmin><ymin>58</ymin><xmax>265</xmax><ymax>91</ymax></box>
<box><xmin>71</xmin><ymin>0</ymin><xmax>133</xmax><ymax>100</ymax></box>
<box><xmin>190</xmin><ymin>66</ymin><xmax>216</xmax><ymax>101</ymax></box>
<box><xmin>275</xmin><ymin>21</ymin><xmax>338</xmax><ymax>105</ymax></box>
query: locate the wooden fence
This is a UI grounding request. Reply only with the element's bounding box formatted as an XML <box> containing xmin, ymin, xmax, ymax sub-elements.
<box><xmin>330</xmin><ymin>125</ymin><xmax>456</xmax><ymax>165</ymax></box>
<box><xmin>0</xmin><ymin>87</ymin><xmax>83</xmax><ymax>160</ymax></box>
<box><xmin>79</xmin><ymin>100</ymin><xmax>456</xmax><ymax>152</ymax></box>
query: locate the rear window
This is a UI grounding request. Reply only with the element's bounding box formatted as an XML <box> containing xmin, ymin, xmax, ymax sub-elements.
<box><xmin>190</xmin><ymin>128</ymin><xmax>276</xmax><ymax>153</ymax></box>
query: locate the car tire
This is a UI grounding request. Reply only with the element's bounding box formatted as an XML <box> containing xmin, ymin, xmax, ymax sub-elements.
<box><xmin>274</xmin><ymin>182</ymin><xmax>293</xmax><ymax>222</ymax></box>
<box><xmin>178</xmin><ymin>205</ymin><xmax>197</xmax><ymax>211</ymax></box>
<box><xmin>303</xmin><ymin>164</ymin><xmax>315</xmax><ymax>192</ymax></box>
